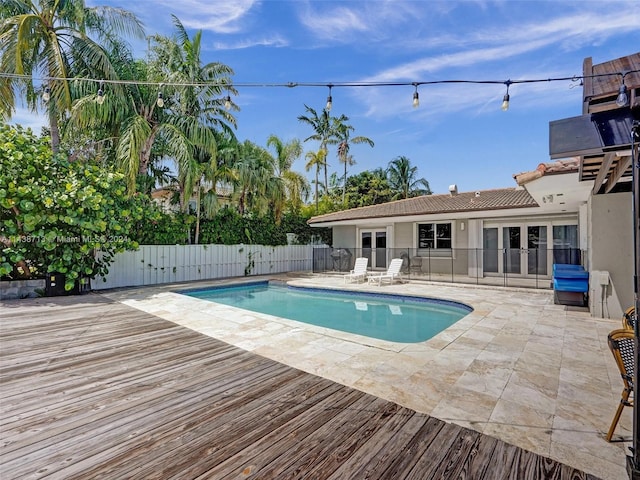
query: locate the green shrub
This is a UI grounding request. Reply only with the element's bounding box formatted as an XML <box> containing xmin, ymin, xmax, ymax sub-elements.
<box><xmin>0</xmin><ymin>123</ymin><xmax>145</xmax><ymax>290</ymax></box>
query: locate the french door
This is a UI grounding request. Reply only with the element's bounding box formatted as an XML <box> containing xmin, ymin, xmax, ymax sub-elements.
<box><xmin>361</xmin><ymin>230</ymin><xmax>387</xmax><ymax>269</ymax></box>
<box><xmin>483</xmin><ymin>224</ymin><xmax>549</xmax><ymax>277</ymax></box>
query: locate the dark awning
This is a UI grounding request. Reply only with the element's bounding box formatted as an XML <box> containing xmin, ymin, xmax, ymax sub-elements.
<box><xmin>549</xmin><ymin>110</ymin><xmax>634</xmax><ymax>160</ymax></box>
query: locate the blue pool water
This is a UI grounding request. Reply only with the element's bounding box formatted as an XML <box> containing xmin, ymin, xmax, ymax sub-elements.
<box><xmin>181</xmin><ymin>282</ymin><xmax>472</xmax><ymax>343</ymax></box>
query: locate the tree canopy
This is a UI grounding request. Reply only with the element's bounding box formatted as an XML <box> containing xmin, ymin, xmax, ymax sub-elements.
<box><xmin>0</xmin><ymin>6</ymin><xmax>433</xmax><ymax>258</ymax></box>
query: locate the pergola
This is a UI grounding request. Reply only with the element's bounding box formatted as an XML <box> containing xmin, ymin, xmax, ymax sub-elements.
<box><xmin>550</xmin><ymin>52</ymin><xmax>640</xmax><ymax>479</ymax></box>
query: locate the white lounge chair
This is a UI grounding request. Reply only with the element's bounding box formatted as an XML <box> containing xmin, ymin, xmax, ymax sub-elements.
<box><xmin>354</xmin><ymin>301</ymin><xmax>368</xmax><ymax>311</ymax></box>
<box><xmin>344</xmin><ymin>257</ymin><xmax>369</xmax><ymax>283</ymax></box>
<box><xmin>367</xmin><ymin>258</ymin><xmax>404</xmax><ymax>286</ymax></box>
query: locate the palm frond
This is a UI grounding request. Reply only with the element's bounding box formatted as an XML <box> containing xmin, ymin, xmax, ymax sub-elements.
<box><xmin>116</xmin><ymin>114</ymin><xmax>151</xmax><ymax>192</ymax></box>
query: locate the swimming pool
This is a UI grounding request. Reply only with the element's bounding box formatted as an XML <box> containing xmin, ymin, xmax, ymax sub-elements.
<box><xmin>181</xmin><ymin>281</ymin><xmax>472</xmax><ymax>343</ymax></box>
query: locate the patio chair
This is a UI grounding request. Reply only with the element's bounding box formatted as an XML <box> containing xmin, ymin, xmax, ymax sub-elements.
<box><xmin>622</xmin><ymin>306</ymin><xmax>636</xmax><ymax>330</ymax></box>
<box><xmin>354</xmin><ymin>301</ymin><xmax>368</xmax><ymax>311</ymax></box>
<box><xmin>344</xmin><ymin>257</ymin><xmax>369</xmax><ymax>284</ymax></box>
<box><xmin>367</xmin><ymin>258</ymin><xmax>404</xmax><ymax>286</ymax></box>
<box><xmin>606</xmin><ymin>328</ymin><xmax>635</xmax><ymax>441</ymax></box>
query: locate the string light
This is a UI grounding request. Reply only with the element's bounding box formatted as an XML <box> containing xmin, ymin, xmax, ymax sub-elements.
<box><xmin>96</xmin><ymin>82</ymin><xmax>105</xmax><ymax>105</ymax></box>
<box><xmin>42</xmin><ymin>86</ymin><xmax>50</xmax><ymax>103</ymax></box>
<box><xmin>501</xmin><ymin>80</ymin><xmax>511</xmax><ymax>111</ymax></box>
<box><xmin>224</xmin><ymin>95</ymin><xmax>232</xmax><ymax>110</ymax></box>
<box><xmin>616</xmin><ymin>72</ymin><xmax>629</xmax><ymax>107</ymax></box>
<box><xmin>325</xmin><ymin>84</ymin><xmax>333</xmax><ymax>111</ymax></box>
<box><xmin>412</xmin><ymin>83</ymin><xmax>419</xmax><ymax>108</ymax></box>
<box><xmin>156</xmin><ymin>91</ymin><xmax>164</xmax><ymax>108</ymax></box>
<box><xmin>2</xmin><ymin>69</ymin><xmax>637</xmax><ymax>112</ymax></box>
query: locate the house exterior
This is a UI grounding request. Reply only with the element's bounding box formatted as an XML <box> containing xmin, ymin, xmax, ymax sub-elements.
<box><xmin>151</xmin><ymin>184</ymin><xmax>233</xmax><ymax>213</ymax></box>
<box><xmin>310</xmin><ymin>52</ymin><xmax>639</xmax><ymax>320</ymax></box>
<box><xmin>549</xmin><ymin>52</ymin><xmax>639</xmax><ymax>319</ymax></box>
<box><xmin>308</xmin><ymin>158</ymin><xmax>592</xmax><ymax>290</ymax></box>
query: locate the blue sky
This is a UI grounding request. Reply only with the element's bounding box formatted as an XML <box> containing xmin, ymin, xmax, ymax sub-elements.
<box><xmin>12</xmin><ymin>0</ymin><xmax>640</xmax><ymax>195</ymax></box>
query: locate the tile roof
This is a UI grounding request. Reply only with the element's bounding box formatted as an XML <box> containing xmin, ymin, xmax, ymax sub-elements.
<box><xmin>308</xmin><ymin>188</ymin><xmax>538</xmax><ymax>224</ymax></box>
<box><xmin>513</xmin><ymin>158</ymin><xmax>580</xmax><ymax>186</ymax></box>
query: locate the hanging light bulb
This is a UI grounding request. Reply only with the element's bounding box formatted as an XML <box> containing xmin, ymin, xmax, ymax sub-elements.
<box><xmin>224</xmin><ymin>95</ymin><xmax>232</xmax><ymax>110</ymax></box>
<box><xmin>96</xmin><ymin>82</ymin><xmax>105</xmax><ymax>105</ymax></box>
<box><xmin>501</xmin><ymin>93</ymin><xmax>510</xmax><ymax>111</ymax></box>
<box><xmin>501</xmin><ymin>81</ymin><xmax>511</xmax><ymax>111</ymax></box>
<box><xmin>616</xmin><ymin>83</ymin><xmax>629</xmax><ymax>107</ymax></box>
<box><xmin>325</xmin><ymin>84</ymin><xmax>333</xmax><ymax>111</ymax></box>
<box><xmin>412</xmin><ymin>84</ymin><xmax>419</xmax><ymax>108</ymax></box>
<box><xmin>42</xmin><ymin>86</ymin><xmax>50</xmax><ymax>103</ymax></box>
<box><xmin>156</xmin><ymin>91</ymin><xmax>164</xmax><ymax>108</ymax></box>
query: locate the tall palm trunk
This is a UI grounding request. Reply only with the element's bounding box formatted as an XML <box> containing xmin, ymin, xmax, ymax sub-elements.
<box><xmin>315</xmin><ymin>168</ymin><xmax>319</xmax><ymax>212</ymax></box>
<box><xmin>343</xmin><ymin>158</ymin><xmax>347</xmax><ymax>203</ymax></box>
<box><xmin>139</xmin><ymin>132</ymin><xmax>156</xmax><ymax>175</ymax></box>
<box><xmin>324</xmin><ymin>163</ymin><xmax>328</xmax><ymax>197</ymax></box>
<box><xmin>45</xmin><ymin>76</ymin><xmax>61</xmax><ymax>154</ymax></box>
<box><xmin>194</xmin><ymin>183</ymin><xmax>201</xmax><ymax>244</ymax></box>
<box><xmin>48</xmin><ymin>108</ymin><xmax>61</xmax><ymax>155</ymax></box>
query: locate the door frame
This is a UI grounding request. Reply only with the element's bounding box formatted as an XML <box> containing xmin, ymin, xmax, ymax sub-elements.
<box><xmin>359</xmin><ymin>228</ymin><xmax>388</xmax><ymax>270</ymax></box>
<box><xmin>483</xmin><ymin>222</ymin><xmax>553</xmax><ymax>278</ymax></box>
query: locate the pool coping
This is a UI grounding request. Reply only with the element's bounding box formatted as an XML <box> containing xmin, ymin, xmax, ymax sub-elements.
<box><xmin>175</xmin><ymin>279</ymin><xmax>472</xmax><ymax>311</ymax></box>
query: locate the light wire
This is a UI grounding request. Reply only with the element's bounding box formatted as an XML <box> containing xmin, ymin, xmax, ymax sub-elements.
<box><xmin>1</xmin><ymin>70</ymin><xmax>638</xmax><ymax>90</ymax></box>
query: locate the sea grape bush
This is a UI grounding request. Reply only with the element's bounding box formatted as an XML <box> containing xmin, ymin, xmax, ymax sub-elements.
<box><xmin>0</xmin><ymin>123</ymin><xmax>145</xmax><ymax>290</ymax></box>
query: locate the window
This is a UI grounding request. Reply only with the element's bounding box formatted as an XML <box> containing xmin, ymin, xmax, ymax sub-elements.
<box><xmin>553</xmin><ymin>225</ymin><xmax>580</xmax><ymax>264</ymax></box>
<box><xmin>418</xmin><ymin>223</ymin><xmax>452</xmax><ymax>249</ymax></box>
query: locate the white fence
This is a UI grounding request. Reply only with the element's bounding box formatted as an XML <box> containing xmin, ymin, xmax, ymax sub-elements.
<box><xmin>93</xmin><ymin>244</ymin><xmax>314</xmax><ymax>290</ymax></box>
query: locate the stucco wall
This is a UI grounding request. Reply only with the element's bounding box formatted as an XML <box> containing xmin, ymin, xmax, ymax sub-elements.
<box><xmin>455</xmin><ymin>220</ymin><xmax>470</xmax><ymax>249</ymax></box>
<box><xmin>332</xmin><ymin>225</ymin><xmax>356</xmax><ymax>248</ymax></box>
<box><xmin>589</xmin><ymin>192</ymin><xmax>633</xmax><ymax>318</ymax></box>
<box><xmin>392</xmin><ymin>220</ymin><xmax>469</xmax><ymax>249</ymax></box>
<box><xmin>394</xmin><ymin>223</ymin><xmax>413</xmax><ymax>248</ymax></box>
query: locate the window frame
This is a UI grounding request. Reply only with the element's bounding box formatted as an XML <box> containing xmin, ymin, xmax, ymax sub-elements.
<box><xmin>416</xmin><ymin>222</ymin><xmax>453</xmax><ymax>257</ymax></box>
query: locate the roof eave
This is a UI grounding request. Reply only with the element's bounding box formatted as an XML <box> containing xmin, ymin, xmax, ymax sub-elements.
<box><xmin>308</xmin><ymin>203</ymin><xmax>540</xmax><ymax>227</ymax></box>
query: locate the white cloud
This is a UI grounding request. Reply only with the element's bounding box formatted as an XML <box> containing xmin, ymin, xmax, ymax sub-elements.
<box><xmin>365</xmin><ymin>39</ymin><xmax>552</xmax><ymax>82</ymax></box>
<box><xmin>474</xmin><ymin>9</ymin><xmax>640</xmax><ymax>50</ymax></box>
<box><xmin>298</xmin><ymin>5</ymin><xmax>368</xmax><ymax>39</ymax></box>
<box><xmin>212</xmin><ymin>34</ymin><xmax>288</xmax><ymax>51</ymax></box>
<box><xmin>364</xmin><ymin>8</ymin><xmax>640</xmax><ymax>82</ymax></box>
<box><xmin>152</xmin><ymin>0</ymin><xmax>258</xmax><ymax>33</ymax></box>
<box><xmin>297</xmin><ymin>0</ymin><xmax>426</xmax><ymax>43</ymax></box>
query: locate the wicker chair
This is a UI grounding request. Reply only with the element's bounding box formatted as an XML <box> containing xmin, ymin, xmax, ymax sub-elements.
<box><xmin>623</xmin><ymin>306</ymin><xmax>636</xmax><ymax>330</ymax></box>
<box><xmin>607</xmin><ymin>328</ymin><xmax>635</xmax><ymax>441</ymax></box>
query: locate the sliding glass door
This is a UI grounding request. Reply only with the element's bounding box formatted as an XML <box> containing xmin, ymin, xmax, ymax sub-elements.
<box><xmin>483</xmin><ymin>223</ymin><xmax>560</xmax><ymax>278</ymax></box>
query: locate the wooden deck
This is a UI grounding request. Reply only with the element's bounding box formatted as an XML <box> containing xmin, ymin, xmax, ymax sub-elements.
<box><xmin>1</xmin><ymin>293</ymin><xmax>600</xmax><ymax>479</ymax></box>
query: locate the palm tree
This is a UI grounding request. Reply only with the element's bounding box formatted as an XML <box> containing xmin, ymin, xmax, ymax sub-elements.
<box><xmin>298</xmin><ymin>105</ymin><xmax>334</xmax><ymax>194</ymax></box>
<box><xmin>266</xmin><ymin>134</ymin><xmax>310</xmax><ymax>217</ymax></box>
<box><xmin>304</xmin><ymin>149</ymin><xmax>326</xmax><ymax>212</ymax></box>
<box><xmin>0</xmin><ymin>0</ymin><xmax>144</xmax><ymax>153</ymax></box>
<box><xmin>182</xmin><ymin>143</ymin><xmax>235</xmax><ymax>244</ymax></box>
<box><xmin>232</xmin><ymin>140</ymin><xmax>282</xmax><ymax>216</ymax></box>
<box><xmin>69</xmin><ymin>58</ymin><xmax>171</xmax><ymax>192</ymax></box>
<box><xmin>152</xmin><ymin>16</ymin><xmax>237</xmax><ymax>139</ymax></box>
<box><xmin>69</xmin><ymin>16</ymin><xmax>236</xmax><ymax>194</ymax></box>
<box><xmin>333</xmin><ymin>118</ymin><xmax>374</xmax><ymax>203</ymax></box>
<box><xmin>387</xmin><ymin>156</ymin><xmax>432</xmax><ymax>200</ymax></box>
<box><xmin>143</xmin><ymin>16</ymin><xmax>236</xmax><ymax>194</ymax></box>
<box><xmin>200</xmin><ymin>132</ymin><xmax>237</xmax><ymax>215</ymax></box>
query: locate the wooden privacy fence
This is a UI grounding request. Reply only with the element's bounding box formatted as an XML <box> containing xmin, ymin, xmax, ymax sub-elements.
<box><xmin>93</xmin><ymin>244</ymin><xmax>314</xmax><ymax>290</ymax></box>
